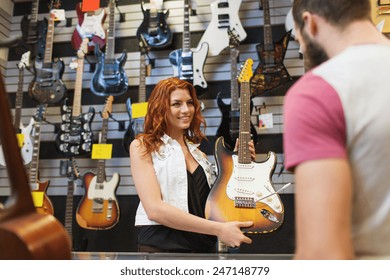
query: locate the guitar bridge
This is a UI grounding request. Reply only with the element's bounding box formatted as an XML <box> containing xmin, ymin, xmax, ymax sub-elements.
<box><xmin>234</xmin><ymin>197</ymin><xmax>256</xmax><ymax>208</ymax></box>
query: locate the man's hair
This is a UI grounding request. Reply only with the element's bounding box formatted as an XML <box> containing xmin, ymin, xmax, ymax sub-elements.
<box><xmin>292</xmin><ymin>0</ymin><xmax>372</xmax><ymax>30</ymax></box>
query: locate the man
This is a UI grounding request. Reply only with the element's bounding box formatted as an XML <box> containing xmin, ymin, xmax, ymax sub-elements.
<box><xmin>283</xmin><ymin>0</ymin><xmax>390</xmax><ymax>259</ymax></box>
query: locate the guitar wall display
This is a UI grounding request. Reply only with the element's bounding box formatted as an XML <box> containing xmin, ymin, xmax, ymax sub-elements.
<box><xmin>0</xmin><ymin>52</ymin><xmax>34</xmax><ymax>166</ymax></box>
<box><xmin>198</xmin><ymin>0</ymin><xmax>247</xmax><ymax>56</ymax></box>
<box><xmin>29</xmin><ymin>104</ymin><xmax>55</xmax><ymax>216</ymax></box>
<box><xmin>76</xmin><ymin>96</ymin><xmax>120</xmax><ymax>230</ymax></box>
<box><xmin>169</xmin><ymin>0</ymin><xmax>208</xmax><ymax>96</ymax></box>
<box><xmin>216</xmin><ymin>29</ymin><xmax>258</xmax><ymax>151</ymax></box>
<box><xmin>123</xmin><ymin>35</ymin><xmax>150</xmax><ymax>154</ymax></box>
<box><xmin>250</xmin><ymin>0</ymin><xmax>292</xmax><ymax>96</ymax></box>
<box><xmin>55</xmin><ymin>39</ymin><xmax>95</xmax><ymax>157</ymax></box>
<box><xmin>205</xmin><ymin>58</ymin><xmax>284</xmax><ymax>234</ymax></box>
<box><xmin>90</xmin><ymin>0</ymin><xmax>129</xmax><ymax>97</ymax></box>
<box><xmin>29</xmin><ymin>0</ymin><xmax>67</xmax><ymax>105</ymax></box>
<box><xmin>137</xmin><ymin>0</ymin><xmax>172</xmax><ymax>49</ymax></box>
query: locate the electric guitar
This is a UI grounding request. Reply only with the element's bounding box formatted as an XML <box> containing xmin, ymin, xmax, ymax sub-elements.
<box><xmin>136</xmin><ymin>0</ymin><xmax>172</xmax><ymax>49</ymax></box>
<box><xmin>169</xmin><ymin>0</ymin><xmax>208</xmax><ymax>96</ymax></box>
<box><xmin>205</xmin><ymin>58</ymin><xmax>284</xmax><ymax>234</ymax></box>
<box><xmin>29</xmin><ymin>0</ymin><xmax>67</xmax><ymax>104</ymax></box>
<box><xmin>90</xmin><ymin>0</ymin><xmax>129</xmax><ymax>97</ymax></box>
<box><xmin>71</xmin><ymin>2</ymin><xmax>107</xmax><ymax>53</ymax></box>
<box><xmin>250</xmin><ymin>0</ymin><xmax>292</xmax><ymax>96</ymax></box>
<box><xmin>0</xmin><ymin>51</ymin><xmax>34</xmax><ymax>166</ymax></box>
<box><xmin>123</xmin><ymin>35</ymin><xmax>149</xmax><ymax>154</ymax></box>
<box><xmin>55</xmin><ymin>39</ymin><xmax>95</xmax><ymax>157</ymax></box>
<box><xmin>198</xmin><ymin>0</ymin><xmax>246</xmax><ymax>56</ymax></box>
<box><xmin>216</xmin><ymin>29</ymin><xmax>258</xmax><ymax>151</ymax></box>
<box><xmin>76</xmin><ymin>96</ymin><xmax>120</xmax><ymax>230</ymax></box>
<box><xmin>29</xmin><ymin>104</ymin><xmax>54</xmax><ymax>215</ymax></box>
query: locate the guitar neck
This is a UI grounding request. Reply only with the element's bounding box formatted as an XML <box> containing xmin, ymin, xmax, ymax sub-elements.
<box><xmin>43</xmin><ymin>13</ymin><xmax>55</xmax><ymax>65</ymax></box>
<box><xmin>238</xmin><ymin>81</ymin><xmax>251</xmax><ymax>164</ymax></box>
<box><xmin>139</xmin><ymin>53</ymin><xmax>147</xmax><ymax>103</ymax></box>
<box><xmin>96</xmin><ymin>118</ymin><xmax>109</xmax><ymax>184</ymax></box>
<box><xmin>30</xmin><ymin>0</ymin><xmax>39</xmax><ymax>24</ymax></box>
<box><xmin>182</xmin><ymin>0</ymin><xmax>191</xmax><ymax>52</ymax></box>
<box><xmin>29</xmin><ymin>121</ymin><xmax>42</xmax><ymax>184</ymax></box>
<box><xmin>64</xmin><ymin>179</ymin><xmax>75</xmax><ymax>239</ymax></box>
<box><xmin>13</xmin><ymin>68</ymin><xmax>24</xmax><ymax>129</ymax></box>
<box><xmin>261</xmin><ymin>0</ymin><xmax>273</xmax><ymax>49</ymax></box>
<box><xmin>230</xmin><ymin>47</ymin><xmax>239</xmax><ymax>111</ymax></box>
<box><xmin>106</xmin><ymin>0</ymin><xmax>116</xmax><ymax>60</ymax></box>
<box><xmin>72</xmin><ymin>58</ymin><xmax>84</xmax><ymax>117</ymax></box>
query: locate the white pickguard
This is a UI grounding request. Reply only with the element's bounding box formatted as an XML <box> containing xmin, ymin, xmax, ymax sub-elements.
<box><xmin>77</xmin><ymin>9</ymin><xmax>106</xmax><ymax>40</ymax></box>
<box><xmin>87</xmin><ymin>173</ymin><xmax>119</xmax><ymax>201</ymax></box>
<box><xmin>0</xmin><ymin>118</ymin><xmax>34</xmax><ymax>166</ymax></box>
<box><xmin>226</xmin><ymin>153</ymin><xmax>283</xmax><ymax>213</ymax></box>
<box><xmin>192</xmin><ymin>42</ymin><xmax>209</xmax><ymax>88</ymax></box>
<box><xmin>198</xmin><ymin>0</ymin><xmax>247</xmax><ymax>56</ymax></box>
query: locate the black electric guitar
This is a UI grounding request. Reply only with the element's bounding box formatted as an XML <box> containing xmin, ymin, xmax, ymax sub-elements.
<box><xmin>123</xmin><ymin>35</ymin><xmax>149</xmax><ymax>154</ymax></box>
<box><xmin>137</xmin><ymin>0</ymin><xmax>172</xmax><ymax>49</ymax></box>
<box><xmin>90</xmin><ymin>0</ymin><xmax>129</xmax><ymax>97</ymax></box>
<box><xmin>0</xmin><ymin>51</ymin><xmax>34</xmax><ymax>166</ymax></box>
<box><xmin>76</xmin><ymin>96</ymin><xmax>120</xmax><ymax>230</ymax></box>
<box><xmin>55</xmin><ymin>39</ymin><xmax>95</xmax><ymax>157</ymax></box>
<box><xmin>250</xmin><ymin>0</ymin><xmax>291</xmax><ymax>96</ymax></box>
<box><xmin>205</xmin><ymin>58</ymin><xmax>284</xmax><ymax>234</ymax></box>
<box><xmin>29</xmin><ymin>0</ymin><xmax>67</xmax><ymax>104</ymax></box>
<box><xmin>169</xmin><ymin>0</ymin><xmax>208</xmax><ymax>96</ymax></box>
<box><xmin>216</xmin><ymin>29</ymin><xmax>258</xmax><ymax>151</ymax></box>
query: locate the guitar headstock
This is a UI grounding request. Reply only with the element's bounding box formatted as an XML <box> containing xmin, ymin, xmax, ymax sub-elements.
<box><xmin>237</xmin><ymin>58</ymin><xmax>254</xmax><ymax>83</ymax></box>
<box><xmin>18</xmin><ymin>51</ymin><xmax>31</xmax><ymax>69</ymax></box>
<box><xmin>77</xmin><ymin>38</ymin><xmax>89</xmax><ymax>59</ymax></box>
<box><xmin>67</xmin><ymin>158</ymin><xmax>81</xmax><ymax>180</ymax></box>
<box><xmin>228</xmin><ymin>28</ymin><xmax>240</xmax><ymax>49</ymax></box>
<box><xmin>102</xmin><ymin>96</ymin><xmax>114</xmax><ymax>119</ymax></box>
<box><xmin>34</xmin><ymin>104</ymin><xmax>47</xmax><ymax>122</ymax></box>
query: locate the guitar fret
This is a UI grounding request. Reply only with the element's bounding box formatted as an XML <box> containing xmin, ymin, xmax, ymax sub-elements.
<box><xmin>139</xmin><ymin>54</ymin><xmax>146</xmax><ymax>102</ymax></box>
<box><xmin>72</xmin><ymin>58</ymin><xmax>84</xmax><ymax>117</ymax></box>
<box><xmin>230</xmin><ymin>47</ymin><xmax>239</xmax><ymax>111</ymax></box>
<box><xmin>106</xmin><ymin>1</ymin><xmax>116</xmax><ymax>60</ymax></box>
<box><xmin>30</xmin><ymin>0</ymin><xmax>39</xmax><ymax>23</ymax></box>
<box><xmin>43</xmin><ymin>13</ymin><xmax>55</xmax><ymax>64</ymax></box>
<box><xmin>261</xmin><ymin>0</ymin><xmax>273</xmax><ymax>45</ymax></box>
<box><xmin>183</xmin><ymin>1</ymin><xmax>191</xmax><ymax>51</ymax></box>
<box><xmin>14</xmin><ymin>68</ymin><xmax>24</xmax><ymax>129</ymax></box>
<box><xmin>238</xmin><ymin>82</ymin><xmax>251</xmax><ymax>164</ymax></box>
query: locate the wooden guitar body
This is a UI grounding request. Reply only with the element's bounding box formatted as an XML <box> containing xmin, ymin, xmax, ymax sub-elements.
<box><xmin>76</xmin><ymin>171</ymin><xmax>120</xmax><ymax>230</ymax></box>
<box><xmin>31</xmin><ymin>180</ymin><xmax>54</xmax><ymax>215</ymax></box>
<box><xmin>90</xmin><ymin>48</ymin><xmax>128</xmax><ymax>97</ymax></box>
<box><xmin>205</xmin><ymin>137</ymin><xmax>284</xmax><ymax>233</ymax></box>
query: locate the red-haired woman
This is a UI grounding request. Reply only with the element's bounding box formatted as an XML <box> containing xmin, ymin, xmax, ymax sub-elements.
<box><xmin>130</xmin><ymin>77</ymin><xmax>254</xmax><ymax>253</ymax></box>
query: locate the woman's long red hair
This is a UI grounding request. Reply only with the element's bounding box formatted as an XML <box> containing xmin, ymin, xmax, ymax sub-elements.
<box><xmin>136</xmin><ymin>77</ymin><xmax>207</xmax><ymax>155</ymax></box>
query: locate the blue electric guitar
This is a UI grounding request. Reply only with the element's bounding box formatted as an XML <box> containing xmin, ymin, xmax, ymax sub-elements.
<box><xmin>90</xmin><ymin>0</ymin><xmax>128</xmax><ymax>97</ymax></box>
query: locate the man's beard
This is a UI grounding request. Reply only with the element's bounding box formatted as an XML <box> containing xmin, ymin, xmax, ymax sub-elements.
<box><xmin>301</xmin><ymin>30</ymin><xmax>329</xmax><ymax>71</ymax></box>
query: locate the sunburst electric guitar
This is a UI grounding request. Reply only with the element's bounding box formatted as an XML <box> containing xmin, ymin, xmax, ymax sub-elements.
<box><xmin>205</xmin><ymin>58</ymin><xmax>284</xmax><ymax>234</ymax></box>
<box><xmin>76</xmin><ymin>96</ymin><xmax>120</xmax><ymax>230</ymax></box>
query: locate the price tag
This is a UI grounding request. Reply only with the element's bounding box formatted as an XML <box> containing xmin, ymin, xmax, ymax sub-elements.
<box><xmin>82</xmin><ymin>0</ymin><xmax>100</xmax><ymax>12</ymax></box>
<box><xmin>258</xmin><ymin>113</ymin><xmax>274</xmax><ymax>129</ymax></box>
<box><xmin>31</xmin><ymin>192</ymin><xmax>44</xmax><ymax>207</ymax></box>
<box><xmin>91</xmin><ymin>144</ymin><xmax>113</xmax><ymax>159</ymax></box>
<box><xmin>16</xmin><ymin>133</ymin><xmax>24</xmax><ymax>148</ymax></box>
<box><xmin>51</xmin><ymin>9</ymin><xmax>66</xmax><ymax>21</ymax></box>
<box><xmin>132</xmin><ymin>102</ymin><xmax>148</xmax><ymax>119</ymax></box>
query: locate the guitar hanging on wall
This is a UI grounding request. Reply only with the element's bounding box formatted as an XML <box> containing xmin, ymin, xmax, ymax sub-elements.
<box><xmin>250</xmin><ymin>0</ymin><xmax>291</xmax><ymax>96</ymax></box>
<box><xmin>55</xmin><ymin>39</ymin><xmax>95</xmax><ymax>157</ymax></box>
<box><xmin>90</xmin><ymin>0</ymin><xmax>129</xmax><ymax>97</ymax></box>
<box><xmin>71</xmin><ymin>2</ymin><xmax>107</xmax><ymax>53</ymax></box>
<box><xmin>198</xmin><ymin>0</ymin><xmax>247</xmax><ymax>56</ymax></box>
<box><xmin>216</xmin><ymin>29</ymin><xmax>258</xmax><ymax>151</ymax></box>
<box><xmin>205</xmin><ymin>58</ymin><xmax>284</xmax><ymax>234</ymax></box>
<box><xmin>169</xmin><ymin>0</ymin><xmax>208</xmax><ymax>96</ymax></box>
<box><xmin>0</xmin><ymin>51</ymin><xmax>34</xmax><ymax>166</ymax></box>
<box><xmin>29</xmin><ymin>0</ymin><xmax>67</xmax><ymax>105</ymax></box>
<box><xmin>76</xmin><ymin>96</ymin><xmax>120</xmax><ymax>230</ymax></box>
<box><xmin>123</xmin><ymin>34</ymin><xmax>150</xmax><ymax>154</ymax></box>
<box><xmin>29</xmin><ymin>104</ymin><xmax>55</xmax><ymax>216</ymax></box>
<box><xmin>136</xmin><ymin>0</ymin><xmax>172</xmax><ymax>49</ymax></box>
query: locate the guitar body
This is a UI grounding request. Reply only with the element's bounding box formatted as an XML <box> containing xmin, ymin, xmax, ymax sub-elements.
<box><xmin>169</xmin><ymin>42</ymin><xmax>209</xmax><ymax>93</ymax></box>
<box><xmin>216</xmin><ymin>92</ymin><xmax>258</xmax><ymax>150</ymax></box>
<box><xmin>250</xmin><ymin>30</ymin><xmax>292</xmax><ymax>96</ymax></box>
<box><xmin>205</xmin><ymin>137</ymin><xmax>284</xmax><ymax>233</ymax></box>
<box><xmin>76</xmin><ymin>171</ymin><xmax>120</xmax><ymax>230</ymax></box>
<box><xmin>123</xmin><ymin>98</ymin><xmax>145</xmax><ymax>154</ymax></box>
<box><xmin>29</xmin><ymin>58</ymin><xmax>67</xmax><ymax>104</ymax></box>
<box><xmin>31</xmin><ymin>180</ymin><xmax>54</xmax><ymax>215</ymax></box>
<box><xmin>198</xmin><ymin>0</ymin><xmax>246</xmax><ymax>56</ymax></box>
<box><xmin>90</xmin><ymin>48</ymin><xmax>129</xmax><ymax>97</ymax></box>
<box><xmin>55</xmin><ymin>99</ymin><xmax>95</xmax><ymax>157</ymax></box>
<box><xmin>136</xmin><ymin>2</ymin><xmax>172</xmax><ymax>49</ymax></box>
<box><xmin>0</xmin><ymin>118</ymin><xmax>34</xmax><ymax>166</ymax></box>
<box><xmin>71</xmin><ymin>3</ymin><xmax>106</xmax><ymax>53</ymax></box>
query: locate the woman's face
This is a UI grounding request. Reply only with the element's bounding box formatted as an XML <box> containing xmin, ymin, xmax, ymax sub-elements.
<box><xmin>166</xmin><ymin>88</ymin><xmax>195</xmax><ymax>134</ymax></box>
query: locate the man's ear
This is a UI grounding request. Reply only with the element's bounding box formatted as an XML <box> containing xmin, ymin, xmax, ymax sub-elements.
<box><xmin>302</xmin><ymin>11</ymin><xmax>318</xmax><ymax>38</ymax></box>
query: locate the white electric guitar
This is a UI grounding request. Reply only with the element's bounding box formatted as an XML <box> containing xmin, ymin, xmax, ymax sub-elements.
<box><xmin>0</xmin><ymin>51</ymin><xmax>34</xmax><ymax>166</ymax></box>
<box><xmin>198</xmin><ymin>0</ymin><xmax>246</xmax><ymax>56</ymax></box>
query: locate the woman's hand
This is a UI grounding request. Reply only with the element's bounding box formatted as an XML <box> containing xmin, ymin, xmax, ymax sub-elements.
<box><xmin>233</xmin><ymin>139</ymin><xmax>256</xmax><ymax>161</ymax></box>
<box><xmin>217</xmin><ymin>221</ymin><xmax>253</xmax><ymax>247</ymax></box>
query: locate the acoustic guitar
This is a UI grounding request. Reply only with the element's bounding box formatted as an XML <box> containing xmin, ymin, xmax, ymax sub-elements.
<box><xmin>0</xmin><ymin>64</ymin><xmax>71</xmax><ymax>260</ymax></box>
<box><xmin>205</xmin><ymin>58</ymin><xmax>284</xmax><ymax>234</ymax></box>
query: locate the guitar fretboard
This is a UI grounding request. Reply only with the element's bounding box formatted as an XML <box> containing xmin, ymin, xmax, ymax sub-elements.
<box><xmin>106</xmin><ymin>0</ymin><xmax>116</xmax><ymax>61</ymax></box>
<box><xmin>96</xmin><ymin>117</ymin><xmax>109</xmax><ymax>184</ymax></box>
<box><xmin>182</xmin><ymin>0</ymin><xmax>191</xmax><ymax>52</ymax></box>
<box><xmin>238</xmin><ymin>81</ymin><xmax>251</xmax><ymax>164</ymax></box>
<box><xmin>139</xmin><ymin>53</ymin><xmax>147</xmax><ymax>103</ymax></box>
<box><xmin>30</xmin><ymin>0</ymin><xmax>39</xmax><ymax>24</ymax></box>
<box><xmin>14</xmin><ymin>68</ymin><xmax>24</xmax><ymax>130</ymax></box>
<box><xmin>261</xmin><ymin>0</ymin><xmax>273</xmax><ymax>50</ymax></box>
<box><xmin>230</xmin><ymin>47</ymin><xmax>239</xmax><ymax>112</ymax></box>
<box><xmin>43</xmin><ymin>12</ymin><xmax>55</xmax><ymax>65</ymax></box>
<box><xmin>72</xmin><ymin>57</ymin><xmax>84</xmax><ymax>117</ymax></box>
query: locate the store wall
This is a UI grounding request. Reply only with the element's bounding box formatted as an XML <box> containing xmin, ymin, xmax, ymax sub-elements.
<box><xmin>0</xmin><ymin>0</ymin><xmax>302</xmax><ymax>253</ymax></box>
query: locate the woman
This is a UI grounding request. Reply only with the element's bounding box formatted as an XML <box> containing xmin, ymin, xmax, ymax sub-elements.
<box><xmin>130</xmin><ymin>77</ymin><xmax>254</xmax><ymax>253</ymax></box>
